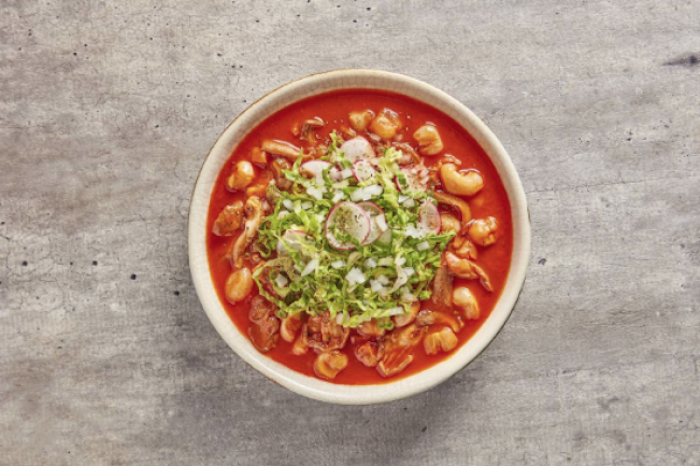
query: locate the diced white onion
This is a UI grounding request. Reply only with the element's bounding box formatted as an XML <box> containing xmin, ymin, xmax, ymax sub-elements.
<box><xmin>365</xmin><ymin>258</ymin><xmax>377</xmax><ymax>269</ymax></box>
<box><xmin>346</xmin><ymin>267</ymin><xmax>366</xmax><ymax>285</ymax></box>
<box><xmin>416</xmin><ymin>241</ymin><xmax>430</xmax><ymax>251</ymax></box>
<box><xmin>350</xmin><ymin>188</ymin><xmax>365</xmax><ymax>202</ymax></box>
<box><xmin>341</xmin><ymin>168</ymin><xmax>354</xmax><ymax>179</ymax></box>
<box><xmin>395</xmin><ymin>256</ymin><xmax>407</xmax><ymax>266</ymax></box>
<box><xmin>332</xmin><ymin>191</ymin><xmax>346</xmax><ymax>203</ymax></box>
<box><xmin>331</xmin><ymin>260</ymin><xmax>346</xmax><ymax>269</ymax></box>
<box><xmin>282</xmin><ymin>199</ymin><xmax>294</xmax><ymax>210</ymax></box>
<box><xmin>275</xmin><ymin>274</ymin><xmax>289</xmax><ymax>288</ymax></box>
<box><xmin>278</xmin><ymin>210</ymin><xmax>290</xmax><ymax>219</ymax></box>
<box><xmin>377</xmin><ymin>274</ymin><xmax>390</xmax><ymax>285</ymax></box>
<box><xmin>403</xmin><ymin>267</ymin><xmax>415</xmax><ymax>276</ymax></box>
<box><xmin>306</xmin><ymin>186</ymin><xmax>327</xmax><ymax>200</ymax></box>
<box><xmin>398</xmin><ymin>194</ymin><xmax>409</xmax><ymax>203</ymax></box>
<box><xmin>370</xmin><ymin>280</ymin><xmax>384</xmax><ymax>293</ymax></box>
<box><xmin>301</xmin><ymin>258</ymin><xmax>319</xmax><ymax>277</ymax></box>
<box><xmin>401</xmin><ymin>293</ymin><xmax>416</xmax><ymax>302</ymax></box>
<box><xmin>402</xmin><ymin>198</ymin><xmax>416</xmax><ymax>208</ymax></box>
<box><xmin>316</xmin><ymin>214</ymin><xmax>325</xmax><ymax>223</ymax></box>
<box><xmin>404</xmin><ymin>225</ymin><xmax>426</xmax><ymax>239</ymax></box>
<box><xmin>378</xmin><ymin>257</ymin><xmax>393</xmax><ymax>267</ymax></box>
<box><xmin>301</xmin><ymin>201</ymin><xmax>313</xmax><ymax>210</ymax></box>
<box><xmin>387</xmin><ymin>306</ymin><xmax>405</xmax><ymax>316</ymax></box>
<box><xmin>375</xmin><ymin>214</ymin><xmax>388</xmax><ymax>232</ymax></box>
<box><xmin>364</xmin><ymin>185</ymin><xmax>383</xmax><ymax>197</ymax></box>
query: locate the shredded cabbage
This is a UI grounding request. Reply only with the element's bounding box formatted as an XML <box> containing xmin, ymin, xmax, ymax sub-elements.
<box><xmin>254</xmin><ymin>134</ymin><xmax>455</xmax><ymax>328</ymax></box>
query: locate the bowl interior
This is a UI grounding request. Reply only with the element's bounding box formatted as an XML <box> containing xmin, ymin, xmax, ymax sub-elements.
<box><xmin>188</xmin><ymin>69</ymin><xmax>531</xmax><ymax>405</ymax></box>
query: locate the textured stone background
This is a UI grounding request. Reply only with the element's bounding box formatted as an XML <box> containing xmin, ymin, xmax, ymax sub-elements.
<box><xmin>1</xmin><ymin>0</ymin><xmax>699</xmax><ymax>465</ymax></box>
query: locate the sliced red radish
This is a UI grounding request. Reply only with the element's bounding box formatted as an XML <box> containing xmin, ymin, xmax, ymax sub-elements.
<box><xmin>358</xmin><ymin>201</ymin><xmax>387</xmax><ymax>245</ymax></box>
<box><xmin>418</xmin><ymin>200</ymin><xmax>441</xmax><ymax>234</ymax></box>
<box><xmin>301</xmin><ymin>160</ymin><xmax>333</xmax><ymax>184</ymax></box>
<box><xmin>276</xmin><ymin>230</ymin><xmax>310</xmax><ymax>255</ymax></box>
<box><xmin>353</xmin><ymin>160</ymin><xmax>377</xmax><ymax>183</ymax></box>
<box><xmin>395</xmin><ymin>167</ymin><xmax>426</xmax><ymax>194</ymax></box>
<box><xmin>340</xmin><ymin>137</ymin><xmax>375</xmax><ymax>163</ymax></box>
<box><xmin>325</xmin><ymin>202</ymin><xmax>371</xmax><ymax>250</ymax></box>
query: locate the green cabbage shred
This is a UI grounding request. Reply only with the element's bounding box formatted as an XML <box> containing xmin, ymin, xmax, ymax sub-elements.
<box><xmin>253</xmin><ymin>134</ymin><xmax>455</xmax><ymax>328</ymax></box>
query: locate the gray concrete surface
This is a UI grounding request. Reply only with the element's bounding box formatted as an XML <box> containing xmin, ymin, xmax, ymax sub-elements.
<box><xmin>1</xmin><ymin>0</ymin><xmax>699</xmax><ymax>464</ymax></box>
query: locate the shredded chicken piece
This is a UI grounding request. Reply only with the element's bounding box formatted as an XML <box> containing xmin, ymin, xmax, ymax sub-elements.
<box><xmin>357</xmin><ymin>319</ymin><xmax>386</xmax><ymax>338</ymax></box>
<box><xmin>271</xmin><ymin>158</ymin><xmax>293</xmax><ymax>191</ymax></box>
<box><xmin>231</xmin><ymin>196</ymin><xmax>264</xmax><ymax>268</ymax></box>
<box><xmin>377</xmin><ymin>324</ymin><xmax>425</xmax><ymax>378</ymax></box>
<box><xmin>440</xmin><ymin>154</ymin><xmax>462</xmax><ymax>165</ymax></box>
<box><xmin>440</xmin><ymin>213</ymin><xmax>461</xmax><ymax>235</ymax></box>
<box><xmin>248</xmin><ymin>296</ymin><xmax>280</xmax><ymax>352</ymax></box>
<box><xmin>416</xmin><ymin>310</ymin><xmax>463</xmax><ymax>333</ymax></box>
<box><xmin>301</xmin><ymin>312</ymin><xmax>350</xmax><ymax>352</ymax></box>
<box><xmin>250</xmin><ymin>147</ymin><xmax>268</xmax><ymax>168</ymax></box>
<box><xmin>443</xmin><ymin>251</ymin><xmax>493</xmax><ymax>292</ymax></box>
<box><xmin>433</xmin><ymin>191</ymin><xmax>472</xmax><ymax>231</ymax></box>
<box><xmin>432</xmin><ymin>266</ymin><xmax>454</xmax><ymax>307</ymax></box>
<box><xmin>245</xmin><ymin>184</ymin><xmax>267</xmax><ymax>198</ymax></box>
<box><xmin>212</xmin><ymin>201</ymin><xmax>244</xmax><ymax>236</ymax></box>
<box><xmin>261</xmin><ymin>139</ymin><xmax>311</xmax><ymax>162</ymax></box>
<box><xmin>451</xmin><ymin>235</ymin><xmax>478</xmax><ymax>260</ymax></box>
<box><xmin>392</xmin><ymin>142</ymin><xmax>421</xmax><ymax>165</ymax></box>
<box><xmin>393</xmin><ymin>302</ymin><xmax>420</xmax><ymax>328</ymax></box>
<box><xmin>292</xmin><ymin>335</ymin><xmax>308</xmax><ymax>355</ymax></box>
<box><xmin>299</xmin><ymin>117</ymin><xmax>324</xmax><ymax>144</ymax></box>
<box><xmin>355</xmin><ymin>341</ymin><xmax>383</xmax><ymax>368</ymax></box>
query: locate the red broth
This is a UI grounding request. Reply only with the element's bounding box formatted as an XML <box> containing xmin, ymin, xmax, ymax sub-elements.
<box><xmin>206</xmin><ymin>89</ymin><xmax>513</xmax><ymax>385</ymax></box>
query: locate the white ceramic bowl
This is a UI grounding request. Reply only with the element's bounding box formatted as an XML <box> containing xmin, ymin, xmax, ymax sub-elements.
<box><xmin>188</xmin><ymin>69</ymin><xmax>530</xmax><ymax>405</ymax></box>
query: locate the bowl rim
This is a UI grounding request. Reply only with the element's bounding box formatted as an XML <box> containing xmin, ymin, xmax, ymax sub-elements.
<box><xmin>188</xmin><ymin>68</ymin><xmax>531</xmax><ymax>405</ymax></box>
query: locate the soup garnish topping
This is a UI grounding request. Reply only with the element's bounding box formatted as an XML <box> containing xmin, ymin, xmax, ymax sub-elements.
<box><xmin>207</xmin><ymin>91</ymin><xmax>512</xmax><ymax>383</ymax></box>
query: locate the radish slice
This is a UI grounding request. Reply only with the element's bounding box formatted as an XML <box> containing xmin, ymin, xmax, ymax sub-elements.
<box><xmin>276</xmin><ymin>230</ymin><xmax>310</xmax><ymax>256</ymax></box>
<box><xmin>340</xmin><ymin>137</ymin><xmax>375</xmax><ymax>163</ymax></box>
<box><xmin>353</xmin><ymin>160</ymin><xmax>377</xmax><ymax>183</ymax></box>
<box><xmin>301</xmin><ymin>160</ymin><xmax>332</xmax><ymax>184</ymax></box>
<box><xmin>325</xmin><ymin>202</ymin><xmax>371</xmax><ymax>250</ymax></box>
<box><xmin>418</xmin><ymin>200</ymin><xmax>441</xmax><ymax>234</ymax></box>
<box><xmin>395</xmin><ymin>168</ymin><xmax>426</xmax><ymax>194</ymax></box>
<box><xmin>358</xmin><ymin>201</ymin><xmax>386</xmax><ymax>245</ymax></box>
